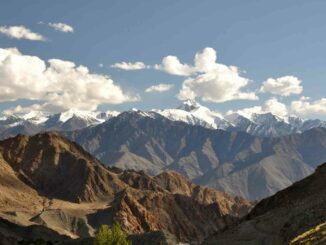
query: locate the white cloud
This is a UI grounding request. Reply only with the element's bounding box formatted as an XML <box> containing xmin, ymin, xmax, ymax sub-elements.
<box><xmin>3</xmin><ymin>104</ymin><xmax>45</xmax><ymax>116</ymax></box>
<box><xmin>111</xmin><ymin>62</ymin><xmax>149</xmax><ymax>70</ymax></box>
<box><xmin>145</xmin><ymin>83</ymin><xmax>174</xmax><ymax>93</ymax></box>
<box><xmin>175</xmin><ymin>48</ymin><xmax>258</xmax><ymax>103</ymax></box>
<box><xmin>228</xmin><ymin>98</ymin><xmax>288</xmax><ymax>118</ymax></box>
<box><xmin>290</xmin><ymin>97</ymin><xmax>326</xmax><ymax>116</ymax></box>
<box><xmin>0</xmin><ymin>48</ymin><xmax>139</xmax><ymax>113</ymax></box>
<box><xmin>260</xmin><ymin>76</ymin><xmax>303</xmax><ymax>96</ymax></box>
<box><xmin>177</xmin><ymin>69</ymin><xmax>257</xmax><ymax>103</ymax></box>
<box><xmin>98</xmin><ymin>63</ymin><xmax>104</xmax><ymax>68</ymax></box>
<box><xmin>262</xmin><ymin>97</ymin><xmax>288</xmax><ymax>117</ymax></box>
<box><xmin>0</xmin><ymin>25</ymin><xmax>45</xmax><ymax>41</ymax></box>
<box><xmin>48</xmin><ymin>22</ymin><xmax>74</xmax><ymax>33</ymax></box>
<box><xmin>194</xmin><ymin>47</ymin><xmax>218</xmax><ymax>73</ymax></box>
<box><xmin>153</xmin><ymin>47</ymin><xmax>257</xmax><ymax>102</ymax></box>
<box><xmin>155</xmin><ymin>56</ymin><xmax>193</xmax><ymax>76</ymax></box>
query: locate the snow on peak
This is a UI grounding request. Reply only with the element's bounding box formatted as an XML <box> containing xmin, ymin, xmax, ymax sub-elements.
<box><xmin>125</xmin><ymin>108</ymin><xmax>156</xmax><ymax>119</ymax></box>
<box><xmin>20</xmin><ymin>111</ymin><xmax>49</xmax><ymax>124</ymax></box>
<box><xmin>57</xmin><ymin>109</ymin><xmax>99</xmax><ymax>123</ymax></box>
<box><xmin>177</xmin><ymin>99</ymin><xmax>202</xmax><ymax>111</ymax></box>
<box><xmin>154</xmin><ymin>100</ymin><xmax>229</xmax><ymax>130</ymax></box>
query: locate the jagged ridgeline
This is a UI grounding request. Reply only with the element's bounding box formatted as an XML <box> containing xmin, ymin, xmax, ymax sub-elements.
<box><xmin>64</xmin><ymin>110</ymin><xmax>326</xmax><ymax>200</ymax></box>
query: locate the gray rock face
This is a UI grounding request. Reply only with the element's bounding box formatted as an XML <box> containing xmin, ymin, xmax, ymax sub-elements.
<box><xmin>63</xmin><ymin>111</ymin><xmax>326</xmax><ymax>200</ymax></box>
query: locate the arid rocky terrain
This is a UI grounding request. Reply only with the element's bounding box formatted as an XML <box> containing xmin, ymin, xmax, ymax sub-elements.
<box><xmin>203</xmin><ymin>162</ymin><xmax>326</xmax><ymax>244</ymax></box>
<box><xmin>0</xmin><ymin>132</ymin><xmax>252</xmax><ymax>244</ymax></box>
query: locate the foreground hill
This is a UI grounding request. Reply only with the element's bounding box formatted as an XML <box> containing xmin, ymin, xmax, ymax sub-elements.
<box><xmin>204</xmin><ymin>162</ymin><xmax>326</xmax><ymax>245</ymax></box>
<box><xmin>64</xmin><ymin>111</ymin><xmax>326</xmax><ymax>200</ymax></box>
<box><xmin>0</xmin><ymin>132</ymin><xmax>252</xmax><ymax>244</ymax></box>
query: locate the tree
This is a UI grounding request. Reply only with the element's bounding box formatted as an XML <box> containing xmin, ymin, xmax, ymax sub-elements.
<box><xmin>93</xmin><ymin>221</ymin><xmax>131</xmax><ymax>245</ymax></box>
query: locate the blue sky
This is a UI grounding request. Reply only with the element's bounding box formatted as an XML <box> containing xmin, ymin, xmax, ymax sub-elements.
<box><xmin>0</xmin><ymin>0</ymin><xmax>326</xmax><ymax>118</ymax></box>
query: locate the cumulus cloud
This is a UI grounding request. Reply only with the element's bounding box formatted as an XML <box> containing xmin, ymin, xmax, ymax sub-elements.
<box><xmin>228</xmin><ymin>98</ymin><xmax>288</xmax><ymax>118</ymax></box>
<box><xmin>154</xmin><ymin>56</ymin><xmax>193</xmax><ymax>76</ymax></box>
<box><xmin>0</xmin><ymin>48</ymin><xmax>139</xmax><ymax>113</ymax></box>
<box><xmin>48</xmin><ymin>22</ymin><xmax>74</xmax><ymax>33</ymax></box>
<box><xmin>145</xmin><ymin>83</ymin><xmax>174</xmax><ymax>93</ymax></box>
<box><xmin>111</xmin><ymin>62</ymin><xmax>149</xmax><ymax>70</ymax></box>
<box><xmin>177</xmin><ymin>69</ymin><xmax>257</xmax><ymax>103</ymax></box>
<box><xmin>175</xmin><ymin>48</ymin><xmax>258</xmax><ymax>103</ymax></box>
<box><xmin>0</xmin><ymin>25</ymin><xmax>45</xmax><ymax>41</ymax></box>
<box><xmin>110</xmin><ymin>47</ymin><xmax>257</xmax><ymax>103</ymax></box>
<box><xmin>194</xmin><ymin>47</ymin><xmax>218</xmax><ymax>73</ymax></box>
<box><xmin>290</xmin><ymin>97</ymin><xmax>326</xmax><ymax>116</ymax></box>
<box><xmin>260</xmin><ymin>76</ymin><xmax>303</xmax><ymax>96</ymax></box>
<box><xmin>262</xmin><ymin>97</ymin><xmax>288</xmax><ymax>117</ymax></box>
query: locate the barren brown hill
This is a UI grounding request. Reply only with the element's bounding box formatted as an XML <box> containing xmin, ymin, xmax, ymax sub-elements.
<box><xmin>0</xmin><ymin>132</ymin><xmax>252</xmax><ymax>244</ymax></box>
<box><xmin>204</xmin><ymin>162</ymin><xmax>326</xmax><ymax>245</ymax></box>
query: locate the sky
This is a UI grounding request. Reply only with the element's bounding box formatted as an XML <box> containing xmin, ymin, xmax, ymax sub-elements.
<box><xmin>0</xmin><ymin>0</ymin><xmax>326</xmax><ymax>119</ymax></box>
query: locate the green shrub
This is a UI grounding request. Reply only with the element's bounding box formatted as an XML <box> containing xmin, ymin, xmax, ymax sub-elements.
<box><xmin>93</xmin><ymin>221</ymin><xmax>131</xmax><ymax>245</ymax></box>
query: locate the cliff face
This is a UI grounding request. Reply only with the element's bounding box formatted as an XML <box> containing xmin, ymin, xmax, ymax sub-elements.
<box><xmin>0</xmin><ymin>132</ymin><xmax>252</xmax><ymax>243</ymax></box>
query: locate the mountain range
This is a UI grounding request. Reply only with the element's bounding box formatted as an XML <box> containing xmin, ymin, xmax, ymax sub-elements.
<box><xmin>1</xmin><ymin>100</ymin><xmax>326</xmax><ymax>139</ymax></box>
<box><xmin>1</xmin><ymin>101</ymin><xmax>326</xmax><ymax>201</ymax></box>
<box><xmin>0</xmin><ymin>109</ymin><xmax>118</xmax><ymax>140</ymax></box>
<box><xmin>0</xmin><ymin>132</ymin><xmax>324</xmax><ymax>244</ymax></box>
<box><xmin>63</xmin><ymin>110</ymin><xmax>326</xmax><ymax>200</ymax></box>
<box><xmin>0</xmin><ymin>132</ymin><xmax>252</xmax><ymax>244</ymax></box>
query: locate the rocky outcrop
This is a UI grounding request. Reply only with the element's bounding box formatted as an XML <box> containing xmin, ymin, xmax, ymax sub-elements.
<box><xmin>204</xmin><ymin>162</ymin><xmax>326</xmax><ymax>245</ymax></box>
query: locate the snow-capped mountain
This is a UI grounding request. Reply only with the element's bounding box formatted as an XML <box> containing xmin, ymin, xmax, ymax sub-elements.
<box><xmin>226</xmin><ymin>112</ymin><xmax>326</xmax><ymax>137</ymax></box>
<box><xmin>0</xmin><ymin>109</ymin><xmax>120</xmax><ymax>139</ymax></box>
<box><xmin>153</xmin><ymin>99</ymin><xmax>232</xmax><ymax>130</ymax></box>
<box><xmin>1</xmin><ymin>100</ymin><xmax>326</xmax><ymax>139</ymax></box>
<box><xmin>225</xmin><ymin>112</ymin><xmax>299</xmax><ymax>137</ymax></box>
<box><xmin>19</xmin><ymin>111</ymin><xmax>50</xmax><ymax>124</ymax></box>
<box><xmin>152</xmin><ymin>100</ymin><xmax>326</xmax><ymax>137</ymax></box>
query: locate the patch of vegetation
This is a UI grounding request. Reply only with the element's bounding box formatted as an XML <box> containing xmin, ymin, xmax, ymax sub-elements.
<box><xmin>93</xmin><ymin>221</ymin><xmax>132</xmax><ymax>245</ymax></box>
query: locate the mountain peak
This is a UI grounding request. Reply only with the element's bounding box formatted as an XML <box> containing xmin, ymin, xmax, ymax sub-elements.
<box><xmin>251</xmin><ymin>112</ymin><xmax>284</xmax><ymax>123</ymax></box>
<box><xmin>177</xmin><ymin>99</ymin><xmax>202</xmax><ymax>111</ymax></box>
<box><xmin>57</xmin><ymin>109</ymin><xmax>99</xmax><ymax>123</ymax></box>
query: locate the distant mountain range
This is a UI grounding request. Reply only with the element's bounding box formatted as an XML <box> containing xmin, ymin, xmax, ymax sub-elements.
<box><xmin>0</xmin><ymin>109</ymin><xmax>119</xmax><ymax>139</ymax></box>
<box><xmin>0</xmin><ymin>132</ymin><xmax>251</xmax><ymax>244</ymax></box>
<box><xmin>154</xmin><ymin>100</ymin><xmax>326</xmax><ymax>137</ymax></box>
<box><xmin>64</xmin><ymin>110</ymin><xmax>326</xmax><ymax>200</ymax></box>
<box><xmin>1</xmin><ymin>100</ymin><xmax>326</xmax><ymax>139</ymax></box>
<box><xmin>1</xmin><ymin>101</ymin><xmax>326</xmax><ymax>201</ymax></box>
